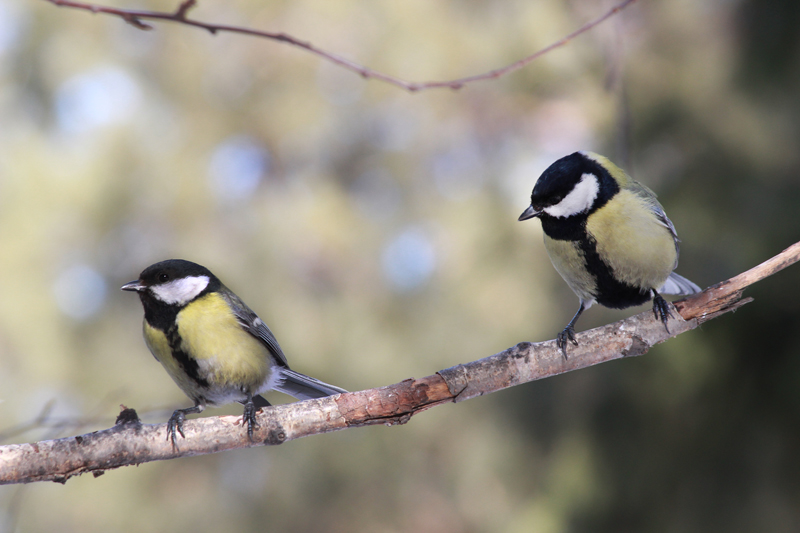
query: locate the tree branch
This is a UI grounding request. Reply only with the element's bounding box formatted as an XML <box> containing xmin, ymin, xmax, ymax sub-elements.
<box><xmin>43</xmin><ymin>0</ymin><xmax>638</xmax><ymax>92</ymax></box>
<box><xmin>1</xmin><ymin>240</ymin><xmax>798</xmax><ymax>484</ymax></box>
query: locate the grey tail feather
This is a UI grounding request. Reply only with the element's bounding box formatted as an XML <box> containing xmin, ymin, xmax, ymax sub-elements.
<box><xmin>658</xmin><ymin>272</ymin><xmax>702</xmax><ymax>296</ymax></box>
<box><xmin>275</xmin><ymin>368</ymin><xmax>347</xmax><ymax>401</ymax></box>
<box><xmin>251</xmin><ymin>394</ymin><xmax>271</xmax><ymax>408</ymax></box>
<box><xmin>239</xmin><ymin>394</ymin><xmax>271</xmax><ymax>407</ymax></box>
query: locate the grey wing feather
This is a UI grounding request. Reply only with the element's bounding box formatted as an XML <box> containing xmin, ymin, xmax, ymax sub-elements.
<box><xmin>633</xmin><ymin>187</ymin><xmax>701</xmax><ymax>296</ymax></box>
<box><xmin>221</xmin><ymin>288</ymin><xmax>289</xmax><ymax>367</ymax></box>
<box><xmin>275</xmin><ymin>368</ymin><xmax>348</xmax><ymax>400</ymax></box>
<box><xmin>626</xmin><ymin>178</ymin><xmax>700</xmax><ymax>294</ymax></box>
<box><xmin>627</xmin><ymin>180</ymin><xmax>681</xmax><ymax>268</ymax></box>
<box><xmin>221</xmin><ymin>287</ymin><xmax>347</xmax><ymax>399</ymax></box>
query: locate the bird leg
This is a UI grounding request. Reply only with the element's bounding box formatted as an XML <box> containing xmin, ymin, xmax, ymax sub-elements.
<box><xmin>241</xmin><ymin>394</ymin><xmax>259</xmax><ymax>441</ymax></box>
<box><xmin>557</xmin><ymin>303</ymin><xmax>585</xmax><ymax>359</ymax></box>
<box><xmin>167</xmin><ymin>403</ymin><xmax>204</xmax><ymax>446</ymax></box>
<box><xmin>652</xmin><ymin>289</ymin><xmax>673</xmax><ymax>333</ymax></box>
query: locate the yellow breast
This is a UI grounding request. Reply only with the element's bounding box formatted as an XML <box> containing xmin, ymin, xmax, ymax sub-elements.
<box><xmin>543</xmin><ymin>236</ymin><xmax>597</xmax><ymax>302</ymax></box>
<box><xmin>585</xmin><ymin>190</ymin><xmax>677</xmax><ymax>290</ymax></box>
<box><xmin>143</xmin><ymin>322</ymin><xmax>204</xmax><ymax>399</ymax></box>
<box><xmin>175</xmin><ymin>293</ymin><xmax>273</xmax><ymax>390</ymax></box>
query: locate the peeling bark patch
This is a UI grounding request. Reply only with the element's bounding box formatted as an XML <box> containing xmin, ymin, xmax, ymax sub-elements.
<box><xmin>383</xmin><ymin>413</ymin><xmax>413</xmax><ymax>426</ymax></box>
<box><xmin>505</xmin><ymin>342</ymin><xmax>533</xmax><ymax>364</ymax></box>
<box><xmin>265</xmin><ymin>425</ymin><xmax>287</xmax><ymax>445</ymax></box>
<box><xmin>622</xmin><ymin>335</ymin><xmax>649</xmax><ymax>357</ymax></box>
<box><xmin>334</xmin><ymin>376</ymin><xmax>453</xmax><ymax>428</ymax></box>
<box><xmin>410</xmin><ymin>382</ymin><xmax>430</xmax><ymax>404</ymax></box>
<box><xmin>438</xmin><ymin>366</ymin><xmax>469</xmax><ymax>398</ymax></box>
<box><xmin>511</xmin><ymin>342</ymin><xmax>532</xmax><ymax>362</ymax></box>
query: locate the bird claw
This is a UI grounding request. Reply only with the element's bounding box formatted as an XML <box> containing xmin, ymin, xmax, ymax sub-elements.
<box><xmin>242</xmin><ymin>401</ymin><xmax>259</xmax><ymax>441</ymax></box>
<box><xmin>166</xmin><ymin>411</ymin><xmax>186</xmax><ymax>446</ymax></box>
<box><xmin>557</xmin><ymin>326</ymin><xmax>577</xmax><ymax>359</ymax></box>
<box><xmin>652</xmin><ymin>293</ymin><xmax>673</xmax><ymax>333</ymax></box>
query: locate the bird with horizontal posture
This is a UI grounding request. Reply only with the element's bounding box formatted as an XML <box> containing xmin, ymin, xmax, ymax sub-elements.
<box><xmin>122</xmin><ymin>259</ymin><xmax>347</xmax><ymax>444</ymax></box>
<box><xmin>518</xmin><ymin>151</ymin><xmax>701</xmax><ymax>357</ymax></box>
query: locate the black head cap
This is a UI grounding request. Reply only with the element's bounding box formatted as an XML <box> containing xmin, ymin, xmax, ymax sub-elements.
<box><xmin>530</xmin><ymin>153</ymin><xmax>592</xmax><ymax>209</ymax></box>
<box><xmin>121</xmin><ymin>260</ymin><xmax>222</xmax><ymax>326</ymax></box>
<box><xmin>121</xmin><ymin>259</ymin><xmax>221</xmax><ymax>294</ymax></box>
<box><xmin>142</xmin><ymin>259</ymin><xmax>217</xmax><ymax>287</ymax></box>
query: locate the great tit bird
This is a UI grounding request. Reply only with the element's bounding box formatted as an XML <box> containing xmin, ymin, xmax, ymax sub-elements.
<box><xmin>518</xmin><ymin>151</ymin><xmax>701</xmax><ymax>357</ymax></box>
<box><xmin>122</xmin><ymin>259</ymin><xmax>347</xmax><ymax>444</ymax></box>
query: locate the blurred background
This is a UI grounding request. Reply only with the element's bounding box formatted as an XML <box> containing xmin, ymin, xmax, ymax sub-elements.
<box><xmin>1</xmin><ymin>0</ymin><xmax>799</xmax><ymax>531</ymax></box>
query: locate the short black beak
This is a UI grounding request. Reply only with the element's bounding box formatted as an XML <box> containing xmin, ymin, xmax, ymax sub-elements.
<box><xmin>518</xmin><ymin>205</ymin><xmax>541</xmax><ymax>221</ymax></box>
<box><xmin>121</xmin><ymin>280</ymin><xmax>145</xmax><ymax>292</ymax></box>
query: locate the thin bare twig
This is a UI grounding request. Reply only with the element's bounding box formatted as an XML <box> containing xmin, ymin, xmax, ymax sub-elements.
<box><xmin>1</xmin><ymin>240</ymin><xmax>799</xmax><ymax>485</ymax></box>
<box><xmin>44</xmin><ymin>0</ymin><xmax>638</xmax><ymax>92</ymax></box>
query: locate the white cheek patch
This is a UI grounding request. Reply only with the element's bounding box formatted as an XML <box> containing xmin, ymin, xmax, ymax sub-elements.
<box><xmin>150</xmin><ymin>275</ymin><xmax>210</xmax><ymax>305</ymax></box>
<box><xmin>543</xmin><ymin>173</ymin><xmax>599</xmax><ymax>218</ymax></box>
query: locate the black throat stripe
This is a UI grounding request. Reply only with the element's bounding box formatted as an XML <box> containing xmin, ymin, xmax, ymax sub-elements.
<box><xmin>164</xmin><ymin>324</ymin><xmax>211</xmax><ymax>390</ymax></box>
<box><xmin>577</xmin><ymin>234</ymin><xmax>652</xmax><ymax>309</ymax></box>
<box><xmin>142</xmin><ymin>296</ymin><xmax>211</xmax><ymax>391</ymax></box>
<box><xmin>138</xmin><ymin>287</ymin><xmax>214</xmax><ymax>396</ymax></box>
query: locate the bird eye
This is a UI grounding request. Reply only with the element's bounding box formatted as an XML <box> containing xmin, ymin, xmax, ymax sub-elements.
<box><xmin>158</xmin><ymin>273</ymin><xmax>169</xmax><ymax>282</ymax></box>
